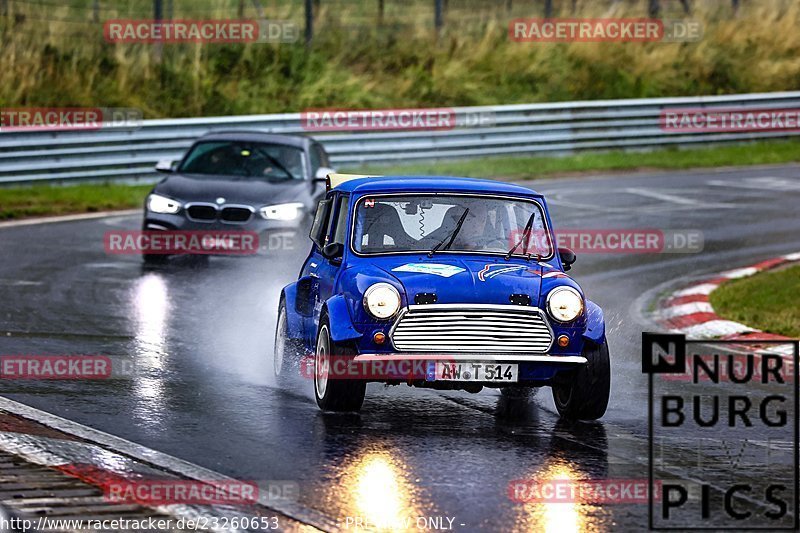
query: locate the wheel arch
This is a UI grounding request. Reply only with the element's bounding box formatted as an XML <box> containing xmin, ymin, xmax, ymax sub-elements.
<box><xmin>321</xmin><ymin>294</ymin><xmax>362</xmax><ymax>344</ymax></box>
<box><xmin>280</xmin><ymin>283</ymin><xmax>304</xmax><ymax>340</ymax></box>
<box><xmin>582</xmin><ymin>299</ymin><xmax>605</xmax><ymax>345</ymax></box>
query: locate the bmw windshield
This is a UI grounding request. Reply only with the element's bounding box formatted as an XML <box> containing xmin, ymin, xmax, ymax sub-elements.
<box><xmin>178</xmin><ymin>141</ymin><xmax>305</xmax><ymax>181</ymax></box>
<box><xmin>352</xmin><ymin>194</ymin><xmax>552</xmax><ymax>258</ymax></box>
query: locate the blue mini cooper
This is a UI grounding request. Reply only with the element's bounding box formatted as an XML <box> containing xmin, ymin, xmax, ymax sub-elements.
<box><xmin>274</xmin><ymin>174</ymin><xmax>610</xmax><ymax>420</ymax></box>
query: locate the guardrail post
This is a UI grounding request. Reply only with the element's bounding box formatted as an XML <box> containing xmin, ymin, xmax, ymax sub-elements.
<box><xmin>434</xmin><ymin>0</ymin><xmax>443</xmax><ymax>34</ymax></box>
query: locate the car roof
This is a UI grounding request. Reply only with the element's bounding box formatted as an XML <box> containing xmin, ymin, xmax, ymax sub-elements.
<box><xmin>195</xmin><ymin>130</ymin><xmax>312</xmax><ymax>148</ymax></box>
<box><xmin>335</xmin><ymin>175</ymin><xmax>543</xmax><ymax>197</ymax></box>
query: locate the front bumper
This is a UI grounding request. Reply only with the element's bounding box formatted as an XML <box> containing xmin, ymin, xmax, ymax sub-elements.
<box><xmin>348</xmin><ymin>352</ymin><xmax>585</xmax><ymax>384</ymax></box>
<box><xmin>143</xmin><ymin>211</ymin><xmax>308</xmax><ymax>254</ymax></box>
<box><xmin>352</xmin><ymin>353</ymin><xmax>587</xmax><ymax>364</ymax></box>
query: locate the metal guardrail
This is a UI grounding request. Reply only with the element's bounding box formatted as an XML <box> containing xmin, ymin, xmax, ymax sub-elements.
<box><xmin>2</xmin><ymin>91</ymin><xmax>800</xmax><ymax>185</ymax></box>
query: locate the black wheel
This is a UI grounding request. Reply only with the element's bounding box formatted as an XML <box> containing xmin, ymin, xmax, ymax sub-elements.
<box><xmin>274</xmin><ymin>303</ymin><xmax>303</xmax><ymax>385</ymax></box>
<box><xmin>314</xmin><ymin>314</ymin><xmax>366</xmax><ymax>412</ymax></box>
<box><xmin>552</xmin><ymin>337</ymin><xmax>610</xmax><ymax>421</ymax></box>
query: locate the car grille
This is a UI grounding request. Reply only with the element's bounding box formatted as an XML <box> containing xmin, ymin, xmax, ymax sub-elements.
<box><xmin>391</xmin><ymin>304</ymin><xmax>553</xmax><ymax>353</ymax></box>
<box><xmin>220</xmin><ymin>207</ymin><xmax>252</xmax><ymax>223</ymax></box>
<box><xmin>187</xmin><ymin>205</ymin><xmax>218</xmax><ymax>221</ymax></box>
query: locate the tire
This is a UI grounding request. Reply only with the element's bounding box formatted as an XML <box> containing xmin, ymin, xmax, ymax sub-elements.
<box><xmin>274</xmin><ymin>303</ymin><xmax>303</xmax><ymax>385</ymax></box>
<box><xmin>552</xmin><ymin>337</ymin><xmax>610</xmax><ymax>421</ymax></box>
<box><xmin>314</xmin><ymin>315</ymin><xmax>366</xmax><ymax>412</ymax></box>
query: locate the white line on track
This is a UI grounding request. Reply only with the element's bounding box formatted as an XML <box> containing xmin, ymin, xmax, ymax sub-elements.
<box><xmin>623</xmin><ymin>187</ymin><xmax>733</xmax><ymax>208</ymax></box>
<box><xmin>707</xmin><ymin>176</ymin><xmax>800</xmax><ymax>191</ymax></box>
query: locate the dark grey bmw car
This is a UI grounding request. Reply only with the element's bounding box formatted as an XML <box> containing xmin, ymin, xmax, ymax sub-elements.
<box><xmin>143</xmin><ymin>131</ymin><xmax>334</xmax><ymax>262</ymax></box>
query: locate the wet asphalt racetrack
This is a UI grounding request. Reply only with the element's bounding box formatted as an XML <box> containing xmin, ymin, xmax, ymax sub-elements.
<box><xmin>0</xmin><ymin>165</ymin><xmax>799</xmax><ymax>531</ymax></box>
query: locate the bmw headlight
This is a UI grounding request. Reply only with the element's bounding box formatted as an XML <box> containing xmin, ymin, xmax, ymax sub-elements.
<box><xmin>547</xmin><ymin>286</ymin><xmax>583</xmax><ymax>323</ymax></box>
<box><xmin>260</xmin><ymin>202</ymin><xmax>304</xmax><ymax>221</ymax></box>
<box><xmin>363</xmin><ymin>283</ymin><xmax>401</xmax><ymax>319</ymax></box>
<box><xmin>147</xmin><ymin>193</ymin><xmax>181</xmax><ymax>214</ymax></box>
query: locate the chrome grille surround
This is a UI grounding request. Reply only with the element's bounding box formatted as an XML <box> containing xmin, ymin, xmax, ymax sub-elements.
<box><xmin>185</xmin><ymin>203</ymin><xmax>255</xmax><ymax>224</ymax></box>
<box><xmin>390</xmin><ymin>303</ymin><xmax>554</xmax><ymax>353</ymax></box>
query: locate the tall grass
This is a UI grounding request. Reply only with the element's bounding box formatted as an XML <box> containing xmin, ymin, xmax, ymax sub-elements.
<box><xmin>1</xmin><ymin>0</ymin><xmax>799</xmax><ymax>117</ymax></box>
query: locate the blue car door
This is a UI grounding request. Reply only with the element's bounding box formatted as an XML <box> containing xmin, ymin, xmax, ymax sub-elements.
<box><xmin>314</xmin><ymin>194</ymin><xmax>349</xmax><ymax>309</ymax></box>
<box><xmin>299</xmin><ymin>196</ymin><xmax>332</xmax><ymax>345</ymax></box>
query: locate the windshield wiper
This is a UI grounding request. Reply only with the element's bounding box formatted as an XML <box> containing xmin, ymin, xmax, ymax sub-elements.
<box><xmin>428</xmin><ymin>208</ymin><xmax>469</xmax><ymax>258</ymax></box>
<box><xmin>505</xmin><ymin>212</ymin><xmax>537</xmax><ymax>260</ymax></box>
<box><xmin>253</xmin><ymin>147</ymin><xmax>297</xmax><ymax>180</ymax></box>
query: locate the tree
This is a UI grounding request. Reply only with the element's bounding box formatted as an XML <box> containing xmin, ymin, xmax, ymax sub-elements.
<box><xmin>648</xmin><ymin>0</ymin><xmax>661</xmax><ymax>18</ymax></box>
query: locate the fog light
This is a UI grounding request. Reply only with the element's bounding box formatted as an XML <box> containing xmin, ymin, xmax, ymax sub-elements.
<box><xmin>557</xmin><ymin>335</ymin><xmax>570</xmax><ymax>348</ymax></box>
<box><xmin>373</xmin><ymin>332</ymin><xmax>386</xmax><ymax>345</ymax></box>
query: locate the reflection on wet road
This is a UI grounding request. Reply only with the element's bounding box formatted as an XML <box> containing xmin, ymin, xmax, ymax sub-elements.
<box><xmin>0</xmin><ymin>166</ymin><xmax>799</xmax><ymax>530</ymax></box>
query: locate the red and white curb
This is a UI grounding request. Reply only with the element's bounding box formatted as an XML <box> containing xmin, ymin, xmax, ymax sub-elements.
<box><xmin>0</xmin><ymin>396</ymin><xmax>329</xmax><ymax>532</ymax></box>
<box><xmin>656</xmin><ymin>251</ymin><xmax>800</xmax><ymax>347</ymax></box>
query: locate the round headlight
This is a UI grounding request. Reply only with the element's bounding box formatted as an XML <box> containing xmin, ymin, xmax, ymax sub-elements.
<box><xmin>363</xmin><ymin>283</ymin><xmax>401</xmax><ymax>319</ymax></box>
<box><xmin>547</xmin><ymin>286</ymin><xmax>583</xmax><ymax>323</ymax></box>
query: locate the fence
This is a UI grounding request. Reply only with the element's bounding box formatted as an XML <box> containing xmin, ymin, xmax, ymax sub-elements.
<box><xmin>1</xmin><ymin>91</ymin><xmax>799</xmax><ymax>185</ymax></box>
<box><xmin>1</xmin><ymin>0</ymin><xmax>743</xmax><ymax>43</ymax></box>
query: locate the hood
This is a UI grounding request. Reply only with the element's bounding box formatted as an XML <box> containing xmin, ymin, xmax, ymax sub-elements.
<box><xmin>153</xmin><ymin>174</ymin><xmax>312</xmax><ymax>207</ymax></box>
<box><xmin>369</xmin><ymin>255</ymin><xmax>544</xmax><ymax>306</ymax></box>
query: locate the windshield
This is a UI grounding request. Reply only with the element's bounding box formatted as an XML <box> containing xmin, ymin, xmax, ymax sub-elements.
<box><xmin>178</xmin><ymin>141</ymin><xmax>305</xmax><ymax>181</ymax></box>
<box><xmin>353</xmin><ymin>194</ymin><xmax>552</xmax><ymax>257</ymax></box>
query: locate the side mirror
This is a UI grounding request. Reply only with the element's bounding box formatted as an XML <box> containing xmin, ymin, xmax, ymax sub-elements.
<box><xmin>322</xmin><ymin>242</ymin><xmax>344</xmax><ymax>262</ymax></box>
<box><xmin>314</xmin><ymin>166</ymin><xmax>335</xmax><ymax>182</ymax></box>
<box><xmin>559</xmin><ymin>247</ymin><xmax>576</xmax><ymax>271</ymax></box>
<box><xmin>155</xmin><ymin>160</ymin><xmax>176</xmax><ymax>173</ymax></box>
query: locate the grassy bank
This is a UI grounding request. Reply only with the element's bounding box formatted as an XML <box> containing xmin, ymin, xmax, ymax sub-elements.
<box><xmin>348</xmin><ymin>138</ymin><xmax>800</xmax><ymax>180</ymax></box>
<box><xmin>2</xmin><ymin>1</ymin><xmax>799</xmax><ymax>116</ymax></box>
<box><xmin>710</xmin><ymin>265</ymin><xmax>800</xmax><ymax>338</ymax></box>
<box><xmin>0</xmin><ymin>184</ymin><xmax>152</xmax><ymax>221</ymax></box>
<box><xmin>2</xmin><ymin>138</ymin><xmax>800</xmax><ymax>221</ymax></box>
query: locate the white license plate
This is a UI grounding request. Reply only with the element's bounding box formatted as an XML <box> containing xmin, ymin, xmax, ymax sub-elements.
<box><xmin>434</xmin><ymin>362</ymin><xmax>518</xmax><ymax>383</ymax></box>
